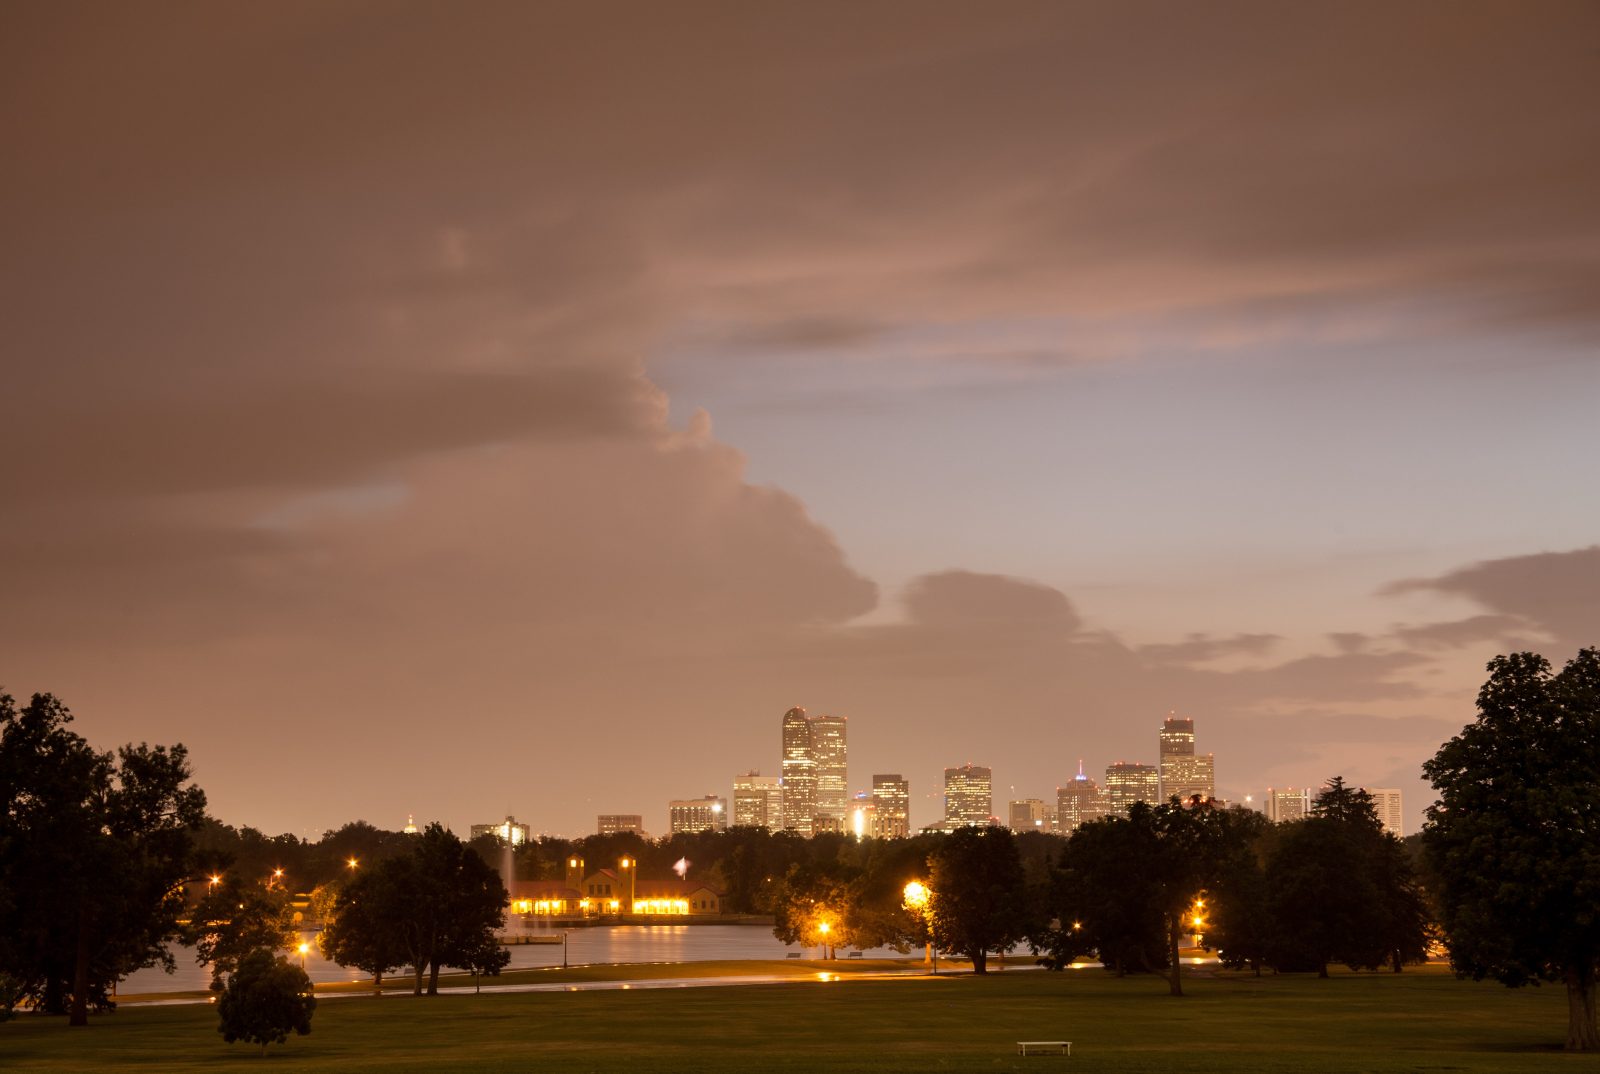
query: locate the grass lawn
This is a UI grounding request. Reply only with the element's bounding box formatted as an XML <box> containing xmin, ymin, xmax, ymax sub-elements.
<box><xmin>2</xmin><ymin>962</ymin><xmax>1588</xmax><ymax>1073</ymax></box>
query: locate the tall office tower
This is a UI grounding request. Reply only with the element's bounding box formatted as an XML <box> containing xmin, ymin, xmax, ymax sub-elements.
<box><xmin>1104</xmin><ymin>762</ymin><xmax>1160</xmax><ymax>818</ymax></box>
<box><xmin>809</xmin><ymin>714</ymin><xmax>849</xmax><ymax>825</ymax></box>
<box><xmin>1057</xmin><ymin>761</ymin><xmax>1109</xmax><ymax>833</ymax></box>
<box><xmin>1008</xmin><ymin>799</ymin><xmax>1050</xmax><ymax>833</ymax></box>
<box><xmin>733</xmin><ymin>771</ymin><xmax>783</xmax><ymax>828</ymax></box>
<box><xmin>780</xmin><ymin>706</ymin><xmax>816</xmax><ymax>834</ymax></box>
<box><xmin>871</xmin><ymin>774</ymin><xmax>911</xmax><ymax>838</ymax></box>
<box><xmin>597</xmin><ymin>814</ymin><xmax>644</xmax><ymax>836</ymax></box>
<box><xmin>668</xmin><ymin>795</ymin><xmax>728</xmax><ymax>835</ymax></box>
<box><xmin>944</xmin><ymin>764</ymin><xmax>994</xmax><ymax>828</ymax></box>
<box><xmin>1158</xmin><ymin>715</ymin><xmax>1217</xmax><ymax>804</ymax></box>
<box><xmin>1363</xmin><ymin>787</ymin><xmax>1404</xmax><ymax>836</ymax></box>
<box><xmin>1263</xmin><ymin>786</ymin><xmax>1310</xmax><ymax>823</ymax></box>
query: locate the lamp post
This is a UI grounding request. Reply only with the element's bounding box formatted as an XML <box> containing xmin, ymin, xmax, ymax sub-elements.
<box><xmin>903</xmin><ymin>881</ymin><xmax>933</xmax><ymax>971</ymax></box>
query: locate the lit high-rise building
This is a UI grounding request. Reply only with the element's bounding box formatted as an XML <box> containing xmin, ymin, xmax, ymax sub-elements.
<box><xmin>733</xmin><ymin>771</ymin><xmax>783</xmax><ymax>829</ymax></box>
<box><xmin>810</xmin><ymin>714</ymin><xmax>849</xmax><ymax>825</ymax></box>
<box><xmin>1263</xmin><ymin>787</ymin><xmax>1310</xmax><ymax>823</ymax></box>
<box><xmin>668</xmin><ymin>795</ymin><xmax>727</xmax><ymax>835</ymax></box>
<box><xmin>780</xmin><ymin>707</ymin><xmax>816</xmax><ymax>834</ymax></box>
<box><xmin>871</xmin><ymin>774</ymin><xmax>910</xmax><ymax>838</ymax></box>
<box><xmin>1158</xmin><ymin>714</ymin><xmax>1216</xmax><ymax>804</ymax></box>
<box><xmin>469</xmin><ymin>815</ymin><xmax>531</xmax><ymax>846</ymax></box>
<box><xmin>1363</xmin><ymin>787</ymin><xmax>1403</xmax><ymax>836</ymax></box>
<box><xmin>1057</xmin><ymin>761</ymin><xmax>1109</xmax><ymax>833</ymax></box>
<box><xmin>944</xmin><ymin>764</ymin><xmax>993</xmax><ymax>828</ymax></box>
<box><xmin>1008</xmin><ymin>799</ymin><xmax>1050</xmax><ymax>833</ymax></box>
<box><xmin>597</xmin><ymin>814</ymin><xmax>644</xmax><ymax>836</ymax></box>
<box><xmin>1104</xmin><ymin>762</ymin><xmax>1160</xmax><ymax>818</ymax></box>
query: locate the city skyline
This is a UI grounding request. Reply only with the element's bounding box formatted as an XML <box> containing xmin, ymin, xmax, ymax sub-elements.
<box><xmin>4</xmin><ymin>5</ymin><xmax>1595</xmax><ymax>842</ymax></box>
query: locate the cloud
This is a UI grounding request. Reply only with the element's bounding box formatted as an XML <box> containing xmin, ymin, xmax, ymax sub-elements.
<box><xmin>903</xmin><ymin>571</ymin><xmax>1081</xmax><ymax>634</ymax></box>
<box><xmin>1385</xmin><ymin>546</ymin><xmax>1600</xmax><ymax>650</ymax></box>
<box><xmin>1392</xmin><ymin>613</ymin><xmax>1534</xmax><ymax>650</ymax></box>
<box><xmin>1139</xmin><ymin>633</ymin><xmax>1281</xmax><ymax>665</ymax></box>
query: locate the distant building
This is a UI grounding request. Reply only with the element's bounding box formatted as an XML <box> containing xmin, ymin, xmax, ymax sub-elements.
<box><xmin>733</xmin><ymin>772</ymin><xmax>783</xmax><ymax>828</ymax></box>
<box><xmin>1363</xmin><ymin>787</ymin><xmax>1404</xmax><ymax>836</ymax></box>
<box><xmin>849</xmin><ymin>793</ymin><xmax>876</xmax><ymax>839</ymax></box>
<box><xmin>1158</xmin><ymin>715</ymin><xmax>1216</xmax><ymax>804</ymax></box>
<box><xmin>810</xmin><ymin>714</ymin><xmax>849</xmax><ymax>825</ymax></box>
<box><xmin>781</xmin><ymin>706</ymin><xmax>817</xmax><ymax>834</ymax></box>
<box><xmin>597</xmin><ymin>814</ymin><xmax>644</xmax><ymax>837</ymax></box>
<box><xmin>1057</xmin><ymin>761</ymin><xmax>1109</xmax><ymax>833</ymax></box>
<box><xmin>1105</xmin><ymin>762</ymin><xmax>1160</xmax><ymax>818</ymax></box>
<box><xmin>944</xmin><ymin>764</ymin><xmax>993</xmax><ymax>828</ymax></box>
<box><xmin>469</xmin><ymin>815</ymin><xmax>531</xmax><ymax>846</ymax></box>
<box><xmin>669</xmin><ymin>796</ymin><xmax>728</xmax><ymax>835</ymax></box>
<box><xmin>1263</xmin><ymin>787</ymin><xmax>1310</xmax><ymax>823</ymax></box>
<box><xmin>507</xmin><ymin>879</ymin><xmax>582</xmax><ymax>916</ymax></box>
<box><xmin>402</xmin><ymin>813</ymin><xmax>419</xmax><ymax>835</ymax></box>
<box><xmin>871</xmin><ymin>774</ymin><xmax>911</xmax><ymax>838</ymax></box>
<box><xmin>1008</xmin><ymin>799</ymin><xmax>1050</xmax><ymax>833</ymax></box>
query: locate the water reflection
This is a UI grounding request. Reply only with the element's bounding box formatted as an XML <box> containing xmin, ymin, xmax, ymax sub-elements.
<box><xmin>120</xmin><ymin>925</ymin><xmax>910</xmax><ymax>994</ymax></box>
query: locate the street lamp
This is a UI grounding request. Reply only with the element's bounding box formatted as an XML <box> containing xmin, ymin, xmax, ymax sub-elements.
<box><xmin>346</xmin><ymin>857</ymin><xmax>359</xmax><ymax>871</ymax></box>
<box><xmin>903</xmin><ymin>881</ymin><xmax>934</xmax><ymax>972</ymax></box>
<box><xmin>818</xmin><ymin>919</ymin><xmax>833</xmax><ymax>961</ymax></box>
<box><xmin>297</xmin><ymin>941</ymin><xmax>310</xmax><ymax>972</ymax></box>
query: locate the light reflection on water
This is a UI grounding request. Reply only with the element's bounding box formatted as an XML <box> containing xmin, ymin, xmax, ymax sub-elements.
<box><xmin>120</xmin><ymin>925</ymin><xmax>924</xmax><ymax>993</ymax></box>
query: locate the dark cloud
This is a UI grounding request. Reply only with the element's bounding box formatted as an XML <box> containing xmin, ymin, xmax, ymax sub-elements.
<box><xmin>1392</xmin><ymin>614</ymin><xmax>1533</xmax><ymax>650</ymax></box>
<box><xmin>1385</xmin><ymin>546</ymin><xmax>1600</xmax><ymax>650</ymax></box>
<box><xmin>904</xmin><ymin>571</ymin><xmax>1081</xmax><ymax>634</ymax></box>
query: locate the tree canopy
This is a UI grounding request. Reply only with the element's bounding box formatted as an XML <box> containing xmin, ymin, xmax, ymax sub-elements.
<box><xmin>1423</xmin><ymin>648</ymin><xmax>1600</xmax><ymax>1051</ymax></box>
<box><xmin>185</xmin><ymin>876</ymin><xmax>298</xmax><ymax>992</ymax></box>
<box><xmin>216</xmin><ymin>949</ymin><xmax>315</xmax><ymax>1056</ymax></box>
<box><xmin>0</xmin><ymin>693</ymin><xmax>206</xmax><ymax>1025</ymax></box>
<box><xmin>927</xmin><ymin>826</ymin><xmax>1029</xmax><ymax>974</ymax></box>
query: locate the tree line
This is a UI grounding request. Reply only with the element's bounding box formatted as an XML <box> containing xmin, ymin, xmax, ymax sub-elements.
<box><xmin>3</xmin><ymin>647</ymin><xmax>1599</xmax><ymax>1050</ymax></box>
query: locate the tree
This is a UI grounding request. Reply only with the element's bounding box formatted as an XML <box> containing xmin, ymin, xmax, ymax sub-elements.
<box><xmin>1423</xmin><ymin>649</ymin><xmax>1600</xmax><ymax>1051</ymax></box>
<box><xmin>927</xmin><ymin>826</ymin><xmax>1028</xmax><ymax>974</ymax></box>
<box><xmin>216</xmin><ymin>949</ymin><xmax>315</xmax><ymax>1056</ymax></box>
<box><xmin>387</xmin><ymin>823</ymin><xmax>508</xmax><ymax>994</ymax></box>
<box><xmin>319</xmin><ymin>866</ymin><xmax>408</xmax><ymax>995</ymax></box>
<box><xmin>185</xmin><ymin>876</ymin><xmax>298</xmax><ymax>992</ymax></box>
<box><xmin>0</xmin><ymin>693</ymin><xmax>206</xmax><ymax>1025</ymax></box>
<box><xmin>771</xmin><ymin>860</ymin><xmax>860</xmax><ymax>957</ymax></box>
<box><xmin>460</xmin><ymin>928</ymin><xmax>512</xmax><ymax>993</ymax></box>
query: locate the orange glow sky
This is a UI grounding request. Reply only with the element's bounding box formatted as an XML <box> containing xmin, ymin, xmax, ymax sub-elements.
<box><xmin>3</xmin><ymin>2</ymin><xmax>1597</xmax><ymax>836</ymax></box>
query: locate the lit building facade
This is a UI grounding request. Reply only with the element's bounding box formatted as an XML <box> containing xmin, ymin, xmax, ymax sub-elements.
<box><xmin>1008</xmin><ymin>799</ymin><xmax>1051</xmax><ymax>833</ymax></box>
<box><xmin>469</xmin><ymin>815</ymin><xmax>531</xmax><ymax>846</ymax></box>
<box><xmin>944</xmin><ymin>764</ymin><xmax>993</xmax><ymax>828</ymax></box>
<box><xmin>1363</xmin><ymin>787</ymin><xmax>1404</xmax><ymax>836</ymax></box>
<box><xmin>597</xmin><ymin>814</ymin><xmax>644</xmax><ymax>836</ymax></box>
<box><xmin>781</xmin><ymin>706</ymin><xmax>816</xmax><ymax>834</ymax></box>
<box><xmin>1158</xmin><ymin>715</ymin><xmax>1217</xmax><ymax>804</ymax></box>
<box><xmin>1057</xmin><ymin>761</ymin><xmax>1109</xmax><ymax>833</ymax></box>
<box><xmin>733</xmin><ymin>771</ymin><xmax>783</xmax><ymax>828</ymax></box>
<box><xmin>810</xmin><ymin>714</ymin><xmax>849</xmax><ymax>826</ymax></box>
<box><xmin>1105</xmin><ymin>762</ymin><xmax>1160</xmax><ymax>818</ymax></box>
<box><xmin>668</xmin><ymin>795</ymin><xmax>728</xmax><ymax>834</ymax></box>
<box><xmin>1263</xmin><ymin>786</ymin><xmax>1310</xmax><ymax>823</ymax></box>
<box><xmin>871</xmin><ymin>774</ymin><xmax>910</xmax><ymax>838</ymax></box>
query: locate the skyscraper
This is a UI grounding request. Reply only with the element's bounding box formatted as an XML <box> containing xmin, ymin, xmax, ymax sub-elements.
<box><xmin>1057</xmin><ymin>760</ymin><xmax>1109</xmax><ymax>833</ymax></box>
<box><xmin>871</xmin><ymin>774</ymin><xmax>910</xmax><ymax>838</ymax></box>
<box><xmin>1158</xmin><ymin>714</ymin><xmax>1216</xmax><ymax>804</ymax></box>
<box><xmin>809</xmin><ymin>714</ymin><xmax>849</xmax><ymax>825</ymax></box>
<box><xmin>780</xmin><ymin>706</ymin><xmax>816</xmax><ymax>834</ymax></box>
<box><xmin>1363</xmin><ymin>787</ymin><xmax>1403</xmax><ymax>836</ymax></box>
<box><xmin>733</xmin><ymin>771</ymin><xmax>783</xmax><ymax>828</ymax></box>
<box><xmin>944</xmin><ymin>764</ymin><xmax>993</xmax><ymax>828</ymax></box>
<box><xmin>668</xmin><ymin>795</ymin><xmax>728</xmax><ymax>834</ymax></box>
<box><xmin>1104</xmin><ymin>762</ymin><xmax>1160</xmax><ymax>818</ymax></box>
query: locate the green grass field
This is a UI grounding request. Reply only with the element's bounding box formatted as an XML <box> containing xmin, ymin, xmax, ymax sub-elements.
<box><xmin>2</xmin><ymin>962</ymin><xmax>1587</xmax><ymax>1073</ymax></box>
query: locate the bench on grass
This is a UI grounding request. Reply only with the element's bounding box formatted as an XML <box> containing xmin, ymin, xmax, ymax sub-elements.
<box><xmin>1017</xmin><ymin>1041</ymin><xmax>1071</xmax><ymax>1057</ymax></box>
<box><xmin>785</xmin><ymin>952</ymin><xmax>802</xmax><ymax>958</ymax></box>
<box><xmin>847</xmin><ymin>951</ymin><xmax>863</xmax><ymax>959</ymax></box>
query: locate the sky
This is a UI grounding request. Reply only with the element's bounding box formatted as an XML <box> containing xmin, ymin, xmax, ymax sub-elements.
<box><xmin>3</xmin><ymin>1</ymin><xmax>1597</xmax><ymax>839</ymax></box>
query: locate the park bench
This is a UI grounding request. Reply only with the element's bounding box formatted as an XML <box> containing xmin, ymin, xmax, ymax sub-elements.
<box><xmin>785</xmin><ymin>952</ymin><xmax>802</xmax><ymax>958</ymax></box>
<box><xmin>847</xmin><ymin>951</ymin><xmax>863</xmax><ymax>958</ymax></box>
<box><xmin>1016</xmin><ymin>1041</ymin><xmax>1071</xmax><ymax>1057</ymax></box>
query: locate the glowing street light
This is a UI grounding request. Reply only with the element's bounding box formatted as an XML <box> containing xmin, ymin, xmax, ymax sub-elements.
<box><xmin>296</xmin><ymin>941</ymin><xmax>310</xmax><ymax>971</ymax></box>
<box><xmin>208</xmin><ymin>874</ymin><xmax>222</xmax><ymax>888</ymax></box>
<box><xmin>346</xmin><ymin>857</ymin><xmax>359</xmax><ymax>871</ymax></box>
<box><xmin>619</xmin><ymin>857</ymin><xmax>635</xmax><ymax>915</ymax></box>
<box><xmin>903</xmin><ymin>881</ymin><xmax>934</xmax><ymax>971</ymax></box>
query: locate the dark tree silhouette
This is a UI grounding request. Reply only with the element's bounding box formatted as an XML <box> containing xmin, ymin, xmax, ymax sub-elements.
<box><xmin>0</xmin><ymin>693</ymin><xmax>206</xmax><ymax>1025</ymax></box>
<box><xmin>216</xmin><ymin>949</ymin><xmax>315</xmax><ymax>1056</ymax></box>
<box><xmin>185</xmin><ymin>876</ymin><xmax>298</xmax><ymax>992</ymax></box>
<box><xmin>1424</xmin><ymin>649</ymin><xmax>1600</xmax><ymax>1051</ymax></box>
<box><xmin>927</xmin><ymin>826</ymin><xmax>1029</xmax><ymax>974</ymax></box>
